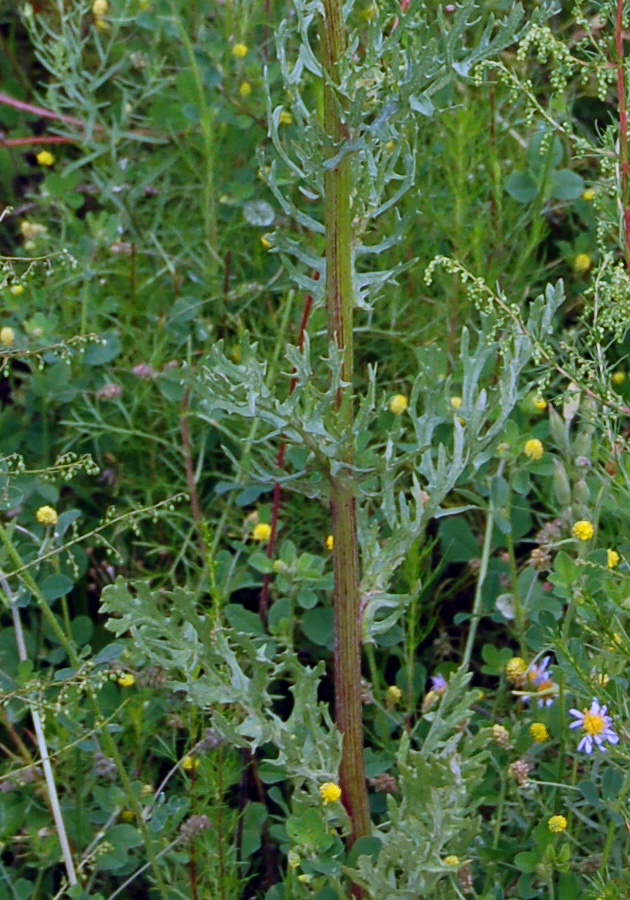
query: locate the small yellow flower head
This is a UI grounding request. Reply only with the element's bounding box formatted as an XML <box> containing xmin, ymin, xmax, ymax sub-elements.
<box><xmin>325</xmin><ymin>534</ymin><xmax>334</xmax><ymax>551</ymax></box>
<box><xmin>450</xmin><ymin>396</ymin><xmax>463</xmax><ymax>410</ymax></box>
<box><xmin>389</xmin><ymin>393</ymin><xmax>408</xmax><ymax>415</ymax></box>
<box><xmin>20</xmin><ymin>220</ymin><xmax>47</xmax><ymax>241</ymax></box>
<box><xmin>117</xmin><ymin>672</ymin><xmax>136</xmax><ymax>688</ymax></box>
<box><xmin>36</xmin><ymin>505</ymin><xmax>58</xmax><ymax>526</ymax></box>
<box><xmin>547</xmin><ymin>815</ymin><xmax>567</xmax><ymax>833</ymax></box>
<box><xmin>582</xmin><ymin>188</ymin><xmax>596</xmax><ymax>201</ymax></box>
<box><xmin>443</xmin><ymin>855</ymin><xmax>460</xmax><ymax>866</ymax></box>
<box><xmin>232</xmin><ymin>43</ymin><xmax>248</xmax><ymax>58</ymax></box>
<box><xmin>279</xmin><ymin>110</ymin><xmax>293</xmax><ymax>125</ymax></box>
<box><xmin>260</xmin><ymin>234</ymin><xmax>272</xmax><ymax>250</ymax></box>
<box><xmin>36</xmin><ymin>150</ymin><xmax>55</xmax><ymax>167</ymax></box>
<box><xmin>319</xmin><ymin>781</ymin><xmax>342</xmax><ymax>804</ymax></box>
<box><xmin>572</xmin><ymin>520</ymin><xmax>594</xmax><ymax>541</ymax></box>
<box><xmin>591</xmin><ymin>671</ymin><xmax>610</xmax><ymax>687</ymax></box>
<box><xmin>612</xmin><ymin>371</ymin><xmax>626</xmax><ymax>385</ymax></box>
<box><xmin>9</xmin><ymin>285</ymin><xmax>24</xmax><ymax>296</ymax></box>
<box><xmin>239</xmin><ymin>81</ymin><xmax>252</xmax><ymax>98</ymax></box>
<box><xmin>523</xmin><ymin>438</ymin><xmax>544</xmax><ymax>461</ymax></box>
<box><xmin>532</xmin><ymin>396</ymin><xmax>547</xmax><ymax>411</ymax></box>
<box><xmin>120</xmin><ymin>809</ymin><xmax>135</xmax><ymax>823</ymax></box>
<box><xmin>386</xmin><ymin>684</ymin><xmax>402</xmax><ymax>704</ymax></box>
<box><xmin>182</xmin><ymin>756</ymin><xmax>200</xmax><ymax>772</ymax></box>
<box><xmin>529</xmin><ymin>722</ymin><xmax>549</xmax><ymax>743</ymax></box>
<box><xmin>287</xmin><ymin>849</ymin><xmax>301</xmax><ymax>869</ymax></box>
<box><xmin>573</xmin><ymin>253</ymin><xmax>592</xmax><ymax>274</ymax></box>
<box><xmin>92</xmin><ymin>0</ymin><xmax>108</xmax><ymax>15</ymax></box>
<box><xmin>385</xmin><ymin>139</ymin><xmax>395</xmax><ymax>151</ymax></box>
<box><xmin>492</xmin><ymin>723</ymin><xmax>511</xmax><ymax>749</ymax></box>
<box><xmin>505</xmin><ymin>657</ymin><xmax>527</xmax><ymax>682</ymax></box>
<box><xmin>141</xmin><ymin>783</ymin><xmax>154</xmax><ymax>796</ymax></box>
<box><xmin>252</xmin><ymin>522</ymin><xmax>272</xmax><ymax>542</ymax></box>
<box><xmin>0</xmin><ymin>327</ymin><xmax>15</xmax><ymax>347</ymax></box>
<box><xmin>607</xmin><ymin>549</ymin><xmax>620</xmax><ymax>569</ymax></box>
<box><xmin>297</xmin><ymin>874</ymin><xmax>312</xmax><ymax>885</ymax></box>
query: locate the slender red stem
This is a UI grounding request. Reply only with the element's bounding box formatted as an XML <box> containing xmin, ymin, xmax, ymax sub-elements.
<box><xmin>258</xmin><ymin>286</ymin><xmax>315</xmax><ymax>622</ymax></box>
<box><xmin>0</xmin><ymin>92</ymin><xmax>101</xmax><ymax>129</ymax></box>
<box><xmin>615</xmin><ymin>0</ymin><xmax>630</xmax><ymax>274</ymax></box>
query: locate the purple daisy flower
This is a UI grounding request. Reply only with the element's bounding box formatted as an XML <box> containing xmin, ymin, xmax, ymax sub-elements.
<box><xmin>524</xmin><ymin>656</ymin><xmax>557</xmax><ymax>707</ymax></box>
<box><xmin>569</xmin><ymin>699</ymin><xmax>619</xmax><ymax>754</ymax></box>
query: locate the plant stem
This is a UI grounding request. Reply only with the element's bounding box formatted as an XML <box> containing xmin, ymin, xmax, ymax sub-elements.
<box><xmin>321</xmin><ymin>0</ymin><xmax>371</xmax><ymax>846</ymax></box>
<box><xmin>1</xmin><ymin>577</ymin><xmax>77</xmax><ymax>887</ymax></box>
<box><xmin>615</xmin><ymin>0</ymin><xmax>630</xmax><ymax>275</ymax></box>
<box><xmin>461</xmin><ymin>461</ymin><xmax>505</xmax><ymax>669</ymax></box>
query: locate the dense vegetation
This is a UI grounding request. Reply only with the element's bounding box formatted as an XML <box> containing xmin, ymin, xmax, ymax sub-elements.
<box><xmin>2</xmin><ymin>1</ymin><xmax>630</xmax><ymax>899</ymax></box>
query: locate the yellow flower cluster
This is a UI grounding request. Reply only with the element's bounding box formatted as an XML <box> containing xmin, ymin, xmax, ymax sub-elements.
<box><xmin>252</xmin><ymin>522</ymin><xmax>272</xmax><ymax>542</ymax></box>
<box><xmin>36</xmin><ymin>505</ymin><xmax>58</xmax><ymax>526</ymax></box>
<box><xmin>607</xmin><ymin>549</ymin><xmax>620</xmax><ymax>569</ymax></box>
<box><xmin>0</xmin><ymin>327</ymin><xmax>15</xmax><ymax>347</ymax></box>
<box><xmin>117</xmin><ymin>673</ymin><xmax>136</xmax><ymax>688</ymax></box>
<box><xmin>232</xmin><ymin>43</ymin><xmax>248</xmax><ymax>58</ymax></box>
<box><xmin>389</xmin><ymin>394</ymin><xmax>408</xmax><ymax>415</ymax></box>
<box><xmin>572</xmin><ymin>520</ymin><xmax>594</xmax><ymax>541</ymax></box>
<box><xmin>319</xmin><ymin>781</ymin><xmax>341</xmax><ymax>804</ymax></box>
<box><xmin>547</xmin><ymin>815</ymin><xmax>567</xmax><ymax>833</ymax></box>
<box><xmin>523</xmin><ymin>438</ymin><xmax>543</xmax><ymax>461</ymax></box>
<box><xmin>505</xmin><ymin>657</ymin><xmax>526</xmax><ymax>682</ymax></box>
<box><xmin>36</xmin><ymin>150</ymin><xmax>55</xmax><ymax>167</ymax></box>
<box><xmin>529</xmin><ymin>722</ymin><xmax>549</xmax><ymax>743</ymax></box>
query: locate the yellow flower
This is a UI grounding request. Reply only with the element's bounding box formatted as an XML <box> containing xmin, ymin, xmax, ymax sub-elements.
<box><xmin>450</xmin><ymin>396</ymin><xmax>463</xmax><ymax>410</ymax></box>
<box><xmin>36</xmin><ymin>150</ymin><xmax>55</xmax><ymax>167</ymax></box>
<box><xmin>279</xmin><ymin>110</ymin><xmax>293</xmax><ymax>125</ymax></box>
<box><xmin>523</xmin><ymin>438</ymin><xmax>544</xmax><ymax>461</ymax></box>
<box><xmin>573</xmin><ymin>253</ymin><xmax>591</xmax><ymax>274</ymax></box>
<box><xmin>385</xmin><ymin>139</ymin><xmax>395</xmax><ymax>151</ymax></box>
<box><xmin>9</xmin><ymin>285</ymin><xmax>24</xmax><ymax>296</ymax></box>
<box><xmin>252</xmin><ymin>522</ymin><xmax>272</xmax><ymax>542</ymax></box>
<box><xmin>117</xmin><ymin>673</ymin><xmax>136</xmax><ymax>688</ymax></box>
<box><xmin>141</xmin><ymin>783</ymin><xmax>154</xmax><ymax>796</ymax></box>
<box><xmin>532</xmin><ymin>396</ymin><xmax>547</xmax><ymax>411</ymax></box>
<box><xmin>20</xmin><ymin>221</ymin><xmax>46</xmax><ymax>241</ymax></box>
<box><xmin>0</xmin><ymin>327</ymin><xmax>15</xmax><ymax>347</ymax></box>
<box><xmin>572</xmin><ymin>520</ymin><xmax>594</xmax><ymax>541</ymax></box>
<box><xmin>607</xmin><ymin>549</ymin><xmax>620</xmax><ymax>569</ymax></box>
<box><xmin>182</xmin><ymin>756</ymin><xmax>200</xmax><ymax>771</ymax></box>
<box><xmin>297</xmin><ymin>875</ymin><xmax>312</xmax><ymax>885</ymax></box>
<box><xmin>319</xmin><ymin>781</ymin><xmax>341</xmax><ymax>804</ymax></box>
<box><xmin>260</xmin><ymin>234</ymin><xmax>272</xmax><ymax>250</ymax></box>
<box><xmin>386</xmin><ymin>684</ymin><xmax>402</xmax><ymax>704</ymax></box>
<box><xmin>582</xmin><ymin>188</ymin><xmax>596</xmax><ymax>201</ymax></box>
<box><xmin>325</xmin><ymin>534</ymin><xmax>334</xmax><ymax>551</ymax></box>
<box><xmin>529</xmin><ymin>722</ymin><xmax>549</xmax><ymax>743</ymax></box>
<box><xmin>505</xmin><ymin>657</ymin><xmax>527</xmax><ymax>682</ymax></box>
<box><xmin>547</xmin><ymin>815</ymin><xmax>567</xmax><ymax>833</ymax></box>
<box><xmin>239</xmin><ymin>81</ymin><xmax>252</xmax><ymax>98</ymax></box>
<box><xmin>389</xmin><ymin>394</ymin><xmax>408</xmax><ymax>415</ymax></box>
<box><xmin>232</xmin><ymin>43</ymin><xmax>248</xmax><ymax>58</ymax></box>
<box><xmin>443</xmin><ymin>855</ymin><xmax>460</xmax><ymax>866</ymax></box>
<box><xmin>92</xmin><ymin>0</ymin><xmax>108</xmax><ymax>15</ymax></box>
<box><xmin>36</xmin><ymin>505</ymin><xmax>58</xmax><ymax>526</ymax></box>
<box><xmin>120</xmin><ymin>810</ymin><xmax>135</xmax><ymax>823</ymax></box>
<box><xmin>612</xmin><ymin>371</ymin><xmax>626</xmax><ymax>385</ymax></box>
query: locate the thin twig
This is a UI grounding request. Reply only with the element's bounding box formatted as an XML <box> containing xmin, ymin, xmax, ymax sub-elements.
<box><xmin>0</xmin><ymin>576</ymin><xmax>77</xmax><ymax>886</ymax></box>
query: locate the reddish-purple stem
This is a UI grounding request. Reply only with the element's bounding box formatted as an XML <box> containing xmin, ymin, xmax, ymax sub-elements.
<box><xmin>258</xmin><ymin>287</ymin><xmax>315</xmax><ymax>622</ymax></box>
